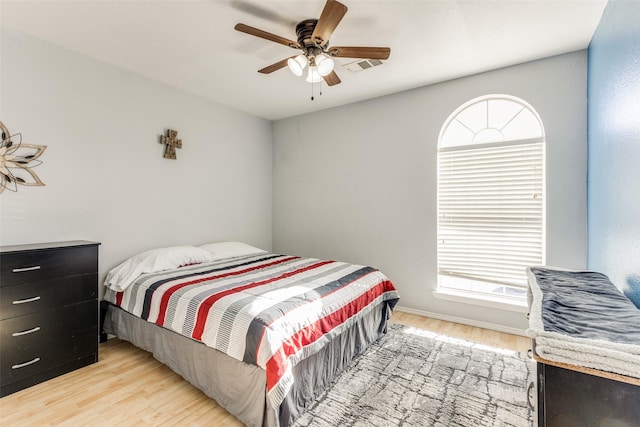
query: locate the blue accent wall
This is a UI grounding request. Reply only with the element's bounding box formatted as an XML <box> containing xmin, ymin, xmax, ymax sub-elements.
<box><xmin>588</xmin><ymin>0</ymin><xmax>640</xmax><ymax>304</ymax></box>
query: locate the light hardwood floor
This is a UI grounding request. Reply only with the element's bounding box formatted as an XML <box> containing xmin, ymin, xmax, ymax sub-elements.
<box><xmin>0</xmin><ymin>312</ymin><xmax>530</xmax><ymax>426</ymax></box>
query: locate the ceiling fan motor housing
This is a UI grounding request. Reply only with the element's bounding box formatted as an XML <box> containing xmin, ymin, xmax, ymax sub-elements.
<box><xmin>296</xmin><ymin>19</ymin><xmax>324</xmax><ymax>53</ymax></box>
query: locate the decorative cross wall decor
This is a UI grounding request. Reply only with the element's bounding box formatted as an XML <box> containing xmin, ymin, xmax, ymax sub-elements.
<box><xmin>160</xmin><ymin>129</ymin><xmax>182</xmax><ymax>159</ymax></box>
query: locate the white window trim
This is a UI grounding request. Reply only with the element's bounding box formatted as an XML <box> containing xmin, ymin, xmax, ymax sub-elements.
<box><xmin>439</xmin><ymin>136</ymin><xmax>544</xmax><ymax>153</ymax></box>
<box><xmin>432</xmin><ymin>288</ymin><xmax>528</xmax><ymax>313</ymax></box>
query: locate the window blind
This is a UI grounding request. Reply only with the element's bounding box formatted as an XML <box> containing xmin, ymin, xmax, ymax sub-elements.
<box><xmin>437</xmin><ymin>141</ymin><xmax>544</xmax><ymax>288</ymax></box>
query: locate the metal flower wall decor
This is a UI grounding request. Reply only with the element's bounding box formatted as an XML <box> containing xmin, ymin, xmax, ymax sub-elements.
<box><xmin>0</xmin><ymin>120</ymin><xmax>47</xmax><ymax>193</ymax></box>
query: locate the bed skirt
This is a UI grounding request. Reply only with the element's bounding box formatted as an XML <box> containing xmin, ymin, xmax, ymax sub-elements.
<box><xmin>104</xmin><ymin>301</ymin><xmax>392</xmax><ymax>427</ymax></box>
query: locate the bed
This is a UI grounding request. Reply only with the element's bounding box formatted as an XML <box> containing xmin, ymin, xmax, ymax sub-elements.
<box><xmin>102</xmin><ymin>242</ymin><xmax>399</xmax><ymax>427</ymax></box>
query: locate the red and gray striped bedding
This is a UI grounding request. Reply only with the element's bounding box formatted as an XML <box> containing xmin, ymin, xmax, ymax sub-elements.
<box><xmin>104</xmin><ymin>253</ymin><xmax>399</xmax><ymax>409</ymax></box>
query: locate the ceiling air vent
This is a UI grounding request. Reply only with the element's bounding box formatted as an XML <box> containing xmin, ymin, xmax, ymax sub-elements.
<box><xmin>342</xmin><ymin>59</ymin><xmax>384</xmax><ymax>72</ymax></box>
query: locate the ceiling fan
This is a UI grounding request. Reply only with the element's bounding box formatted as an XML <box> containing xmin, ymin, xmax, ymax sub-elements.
<box><xmin>234</xmin><ymin>0</ymin><xmax>390</xmax><ymax>87</ymax></box>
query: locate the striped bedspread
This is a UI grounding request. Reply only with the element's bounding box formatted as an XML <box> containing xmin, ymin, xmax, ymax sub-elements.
<box><xmin>104</xmin><ymin>253</ymin><xmax>399</xmax><ymax>409</ymax></box>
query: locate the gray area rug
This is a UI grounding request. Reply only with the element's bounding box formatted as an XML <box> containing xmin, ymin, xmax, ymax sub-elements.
<box><xmin>293</xmin><ymin>323</ymin><xmax>534</xmax><ymax>427</ymax></box>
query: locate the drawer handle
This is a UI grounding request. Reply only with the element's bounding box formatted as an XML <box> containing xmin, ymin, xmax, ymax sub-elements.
<box><xmin>12</xmin><ymin>326</ymin><xmax>41</xmax><ymax>337</ymax></box>
<box><xmin>12</xmin><ymin>296</ymin><xmax>41</xmax><ymax>305</ymax></box>
<box><xmin>12</xmin><ymin>266</ymin><xmax>42</xmax><ymax>273</ymax></box>
<box><xmin>12</xmin><ymin>357</ymin><xmax>41</xmax><ymax>370</ymax></box>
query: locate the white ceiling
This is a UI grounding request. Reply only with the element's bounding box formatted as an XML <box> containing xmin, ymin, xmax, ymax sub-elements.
<box><xmin>1</xmin><ymin>0</ymin><xmax>607</xmax><ymax>121</ymax></box>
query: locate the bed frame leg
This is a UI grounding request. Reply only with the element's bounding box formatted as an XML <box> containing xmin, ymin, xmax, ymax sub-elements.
<box><xmin>100</xmin><ymin>300</ymin><xmax>110</xmax><ymax>343</ymax></box>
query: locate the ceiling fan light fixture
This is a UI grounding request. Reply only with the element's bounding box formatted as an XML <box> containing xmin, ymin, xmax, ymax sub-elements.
<box><xmin>306</xmin><ymin>66</ymin><xmax>323</xmax><ymax>83</ymax></box>
<box><xmin>234</xmin><ymin>0</ymin><xmax>390</xmax><ymax>90</ymax></box>
<box><xmin>315</xmin><ymin>54</ymin><xmax>334</xmax><ymax>76</ymax></box>
<box><xmin>287</xmin><ymin>54</ymin><xmax>308</xmax><ymax>76</ymax></box>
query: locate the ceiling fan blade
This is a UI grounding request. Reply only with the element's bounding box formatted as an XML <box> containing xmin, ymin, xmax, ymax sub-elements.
<box><xmin>258</xmin><ymin>56</ymin><xmax>295</xmax><ymax>74</ymax></box>
<box><xmin>311</xmin><ymin>0</ymin><xmax>348</xmax><ymax>46</ymax></box>
<box><xmin>230</xmin><ymin>1</ymin><xmax>294</xmax><ymax>27</ymax></box>
<box><xmin>235</xmin><ymin>23</ymin><xmax>300</xmax><ymax>49</ymax></box>
<box><xmin>322</xmin><ymin>70</ymin><xmax>341</xmax><ymax>86</ymax></box>
<box><xmin>327</xmin><ymin>46</ymin><xmax>390</xmax><ymax>60</ymax></box>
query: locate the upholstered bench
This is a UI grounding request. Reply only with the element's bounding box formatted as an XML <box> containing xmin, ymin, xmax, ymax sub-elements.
<box><xmin>526</xmin><ymin>267</ymin><xmax>640</xmax><ymax>427</ymax></box>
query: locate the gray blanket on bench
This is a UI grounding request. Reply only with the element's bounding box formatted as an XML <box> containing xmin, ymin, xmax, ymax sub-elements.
<box><xmin>527</xmin><ymin>267</ymin><xmax>640</xmax><ymax>379</ymax></box>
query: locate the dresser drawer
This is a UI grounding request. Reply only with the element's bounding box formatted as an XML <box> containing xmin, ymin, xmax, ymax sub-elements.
<box><xmin>0</xmin><ymin>245</ymin><xmax>98</xmax><ymax>287</ymax></box>
<box><xmin>0</xmin><ymin>301</ymin><xmax>98</xmax><ymax>356</ymax></box>
<box><xmin>0</xmin><ymin>327</ymin><xmax>96</xmax><ymax>384</ymax></box>
<box><xmin>0</xmin><ymin>302</ymin><xmax>97</xmax><ymax>383</ymax></box>
<box><xmin>0</xmin><ymin>274</ymin><xmax>97</xmax><ymax>320</ymax></box>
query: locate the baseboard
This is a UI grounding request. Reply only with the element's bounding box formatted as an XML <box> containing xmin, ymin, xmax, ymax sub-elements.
<box><xmin>394</xmin><ymin>305</ymin><xmax>528</xmax><ymax>337</ymax></box>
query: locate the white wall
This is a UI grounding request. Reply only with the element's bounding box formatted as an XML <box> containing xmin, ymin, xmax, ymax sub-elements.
<box><xmin>0</xmin><ymin>29</ymin><xmax>273</xmax><ymax>289</ymax></box>
<box><xmin>273</xmin><ymin>51</ymin><xmax>588</xmax><ymax>333</ymax></box>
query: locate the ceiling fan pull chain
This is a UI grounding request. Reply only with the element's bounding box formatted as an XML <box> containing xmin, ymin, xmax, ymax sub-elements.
<box><xmin>311</xmin><ymin>80</ymin><xmax>315</xmax><ymax>101</ymax></box>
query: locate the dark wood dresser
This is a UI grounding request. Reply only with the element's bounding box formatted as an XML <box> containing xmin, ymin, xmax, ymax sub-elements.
<box><xmin>0</xmin><ymin>240</ymin><xmax>100</xmax><ymax>397</ymax></box>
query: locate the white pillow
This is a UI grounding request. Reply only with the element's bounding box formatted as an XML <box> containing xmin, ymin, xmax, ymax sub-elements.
<box><xmin>105</xmin><ymin>246</ymin><xmax>214</xmax><ymax>292</ymax></box>
<box><xmin>199</xmin><ymin>241</ymin><xmax>267</xmax><ymax>261</ymax></box>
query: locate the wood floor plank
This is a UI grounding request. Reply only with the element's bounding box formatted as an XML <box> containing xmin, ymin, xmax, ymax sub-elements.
<box><xmin>0</xmin><ymin>312</ymin><xmax>530</xmax><ymax>425</ymax></box>
<box><xmin>391</xmin><ymin>311</ymin><xmax>530</xmax><ymax>352</ymax></box>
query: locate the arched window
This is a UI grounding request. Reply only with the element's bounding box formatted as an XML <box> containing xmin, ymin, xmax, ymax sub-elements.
<box><xmin>437</xmin><ymin>95</ymin><xmax>545</xmax><ymax>301</ymax></box>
